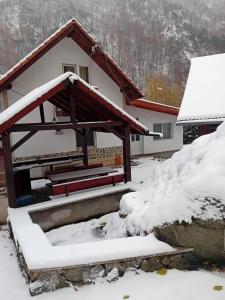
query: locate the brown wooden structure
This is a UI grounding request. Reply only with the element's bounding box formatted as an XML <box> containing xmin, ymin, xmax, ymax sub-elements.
<box><xmin>0</xmin><ymin>74</ymin><xmax>160</xmax><ymax>208</ymax></box>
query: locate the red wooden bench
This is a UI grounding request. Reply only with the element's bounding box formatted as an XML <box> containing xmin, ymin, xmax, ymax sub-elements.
<box><xmin>50</xmin><ymin>173</ymin><xmax>124</xmax><ymax>196</ymax></box>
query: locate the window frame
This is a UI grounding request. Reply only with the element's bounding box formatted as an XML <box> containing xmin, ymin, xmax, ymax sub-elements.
<box><xmin>131</xmin><ymin>134</ymin><xmax>141</xmax><ymax>142</ymax></box>
<box><xmin>62</xmin><ymin>63</ymin><xmax>77</xmax><ymax>74</ymax></box>
<box><xmin>153</xmin><ymin>123</ymin><xmax>172</xmax><ymax>141</ymax></box>
<box><xmin>62</xmin><ymin>64</ymin><xmax>90</xmax><ymax>83</ymax></box>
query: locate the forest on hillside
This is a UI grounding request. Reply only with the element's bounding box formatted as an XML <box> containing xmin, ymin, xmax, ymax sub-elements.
<box><xmin>1</xmin><ymin>0</ymin><xmax>225</xmax><ymax>106</ymax></box>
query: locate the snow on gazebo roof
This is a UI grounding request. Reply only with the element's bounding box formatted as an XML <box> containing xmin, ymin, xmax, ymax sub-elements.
<box><xmin>177</xmin><ymin>53</ymin><xmax>225</xmax><ymax>125</ymax></box>
<box><xmin>0</xmin><ymin>72</ymin><xmax>160</xmax><ymax>137</ymax></box>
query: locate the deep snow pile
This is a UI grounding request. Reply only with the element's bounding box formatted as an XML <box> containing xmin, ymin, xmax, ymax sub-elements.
<box><xmin>118</xmin><ymin>122</ymin><xmax>225</xmax><ymax>235</ymax></box>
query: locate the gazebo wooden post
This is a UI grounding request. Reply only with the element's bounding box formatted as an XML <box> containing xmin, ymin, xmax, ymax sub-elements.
<box><xmin>39</xmin><ymin>104</ymin><xmax>45</xmax><ymax>123</ymax></box>
<box><xmin>123</xmin><ymin>125</ymin><xmax>131</xmax><ymax>182</ymax></box>
<box><xmin>82</xmin><ymin>129</ymin><xmax>88</xmax><ymax>166</ymax></box>
<box><xmin>68</xmin><ymin>84</ymin><xmax>78</xmax><ymax>159</ymax></box>
<box><xmin>2</xmin><ymin>131</ymin><xmax>16</xmax><ymax>208</ymax></box>
<box><xmin>69</xmin><ymin>85</ymin><xmax>76</xmax><ymax>123</ymax></box>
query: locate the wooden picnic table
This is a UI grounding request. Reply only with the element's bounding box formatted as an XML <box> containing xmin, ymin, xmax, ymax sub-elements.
<box><xmin>47</xmin><ymin>167</ymin><xmax>117</xmax><ymax>185</ymax></box>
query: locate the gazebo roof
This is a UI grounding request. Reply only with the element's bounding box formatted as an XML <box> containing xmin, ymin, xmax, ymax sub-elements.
<box><xmin>0</xmin><ymin>72</ymin><xmax>160</xmax><ymax>138</ymax></box>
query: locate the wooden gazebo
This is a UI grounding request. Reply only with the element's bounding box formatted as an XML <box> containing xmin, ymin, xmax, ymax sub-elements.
<box><xmin>0</xmin><ymin>73</ymin><xmax>160</xmax><ymax>208</ymax></box>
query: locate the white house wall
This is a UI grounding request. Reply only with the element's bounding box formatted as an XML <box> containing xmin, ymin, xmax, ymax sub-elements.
<box><xmin>125</xmin><ymin>106</ymin><xmax>183</xmax><ymax>155</ymax></box>
<box><xmin>96</xmin><ymin>132</ymin><xmax>122</xmax><ymax>149</ymax></box>
<box><xmin>6</xmin><ymin>37</ymin><xmax>124</xmax><ymax>158</ymax></box>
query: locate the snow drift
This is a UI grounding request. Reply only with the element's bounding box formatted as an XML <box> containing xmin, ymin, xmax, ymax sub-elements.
<box><xmin>118</xmin><ymin>122</ymin><xmax>225</xmax><ymax>235</ymax></box>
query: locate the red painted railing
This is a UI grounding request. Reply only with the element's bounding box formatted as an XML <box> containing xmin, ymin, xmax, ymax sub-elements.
<box><xmin>51</xmin><ymin>173</ymin><xmax>124</xmax><ymax>196</ymax></box>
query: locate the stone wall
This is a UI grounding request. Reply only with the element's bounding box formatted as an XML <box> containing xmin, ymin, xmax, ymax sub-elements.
<box><xmin>16</xmin><ymin>246</ymin><xmax>195</xmax><ymax>296</ymax></box>
<box><xmin>13</xmin><ymin>146</ymin><xmax>123</xmax><ymax>168</ymax></box>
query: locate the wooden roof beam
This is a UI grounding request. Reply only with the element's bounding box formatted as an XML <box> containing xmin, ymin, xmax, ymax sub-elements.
<box><xmin>10</xmin><ymin>121</ymin><xmax>123</xmax><ymax>132</ymax></box>
<box><xmin>11</xmin><ymin>130</ymin><xmax>38</xmax><ymax>152</ymax></box>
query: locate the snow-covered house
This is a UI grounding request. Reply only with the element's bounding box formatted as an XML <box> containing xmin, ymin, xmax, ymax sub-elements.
<box><xmin>177</xmin><ymin>53</ymin><xmax>225</xmax><ymax>135</ymax></box>
<box><xmin>0</xmin><ymin>19</ymin><xmax>182</xmax><ymax>169</ymax></box>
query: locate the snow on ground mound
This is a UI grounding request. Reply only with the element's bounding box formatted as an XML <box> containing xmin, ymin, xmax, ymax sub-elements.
<box><xmin>119</xmin><ymin>122</ymin><xmax>225</xmax><ymax>235</ymax></box>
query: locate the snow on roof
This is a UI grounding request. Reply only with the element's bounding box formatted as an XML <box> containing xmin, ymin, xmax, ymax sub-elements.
<box><xmin>69</xmin><ymin>74</ymin><xmax>160</xmax><ymax>136</ymax></box>
<box><xmin>0</xmin><ymin>72</ymin><xmax>160</xmax><ymax>136</ymax></box>
<box><xmin>0</xmin><ymin>72</ymin><xmax>69</xmax><ymax>127</ymax></box>
<box><xmin>177</xmin><ymin>53</ymin><xmax>225</xmax><ymax>124</ymax></box>
<box><xmin>118</xmin><ymin>121</ymin><xmax>225</xmax><ymax>234</ymax></box>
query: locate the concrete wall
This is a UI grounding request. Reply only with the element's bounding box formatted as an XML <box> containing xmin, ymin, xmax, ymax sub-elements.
<box><xmin>30</xmin><ymin>188</ymin><xmax>132</xmax><ymax>231</ymax></box>
<box><xmin>155</xmin><ymin>219</ymin><xmax>225</xmax><ymax>263</ymax></box>
<box><xmin>0</xmin><ymin>192</ymin><xmax>8</xmax><ymax>224</ymax></box>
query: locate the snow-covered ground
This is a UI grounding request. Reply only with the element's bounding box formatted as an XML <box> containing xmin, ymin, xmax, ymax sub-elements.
<box><xmin>1</xmin><ymin>225</ymin><xmax>225</xmax><ymax>300</ymax></box>
<box><xmin>46</xmin><ymin>212</ymin><xmax>125</xmax><ymax>245</ymax></box>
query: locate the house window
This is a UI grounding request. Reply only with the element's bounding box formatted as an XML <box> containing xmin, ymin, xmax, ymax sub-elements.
<box><xmin>153</xmin><ymin>123</ymin><xmax>172</xmax><ymax>140</ymax></box>
<box><xmin>131</xmin><ymin>134</ymin><xmax>141</xmax><ymax>142</ymax></box>
<box><xmin>76</xmin><ymin>130</ymin><xmax>95</xmax><ymax>147</ymax></box>
<box><xmin>63</xmin><ymin>64</ymin><xmax>89</xmax><ymax>83</ymax></box>
<box><xmin>63</xmin><ymin>64</ymin><xmax>77</xmax><ymax>74</ymax></box>
<box><xmin>79</xmin><ymin>66</ymin><xmax>89</xmax><ymax>83</ymax></box>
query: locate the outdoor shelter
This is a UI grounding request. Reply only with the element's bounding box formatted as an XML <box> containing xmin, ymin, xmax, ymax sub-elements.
<box><xmin>0</xmin><ymin>72</ymin><xmax>160</xmax><ymax>208</ymax></box>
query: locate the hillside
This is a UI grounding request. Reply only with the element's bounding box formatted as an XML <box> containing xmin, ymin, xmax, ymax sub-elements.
<box><xmin>1</xmin><ymin>0</ymin><xmax>225</xmax><ymax>105</ymax></box>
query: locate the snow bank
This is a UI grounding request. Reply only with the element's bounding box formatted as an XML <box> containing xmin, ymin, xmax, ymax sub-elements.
<box><xmin>119</xmin><ymin>122</ymin><xmax>225</xmax><ymax>235</ymax></box>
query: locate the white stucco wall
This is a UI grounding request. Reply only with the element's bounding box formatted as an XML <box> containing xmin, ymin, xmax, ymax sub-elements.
<box><xmin>96</xmin><ymin>133</ymin><xmax>122</xmax><ymax>149</ymax></box>
<box><xmin>125</xmin><ymin>106</ymin><xmax>183</xmax><ymax>155</ymax></box>
<box><xmin>6</xmin><ymin>37</ymin><xmax>124</xmax><ymax>158</ymax></box>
